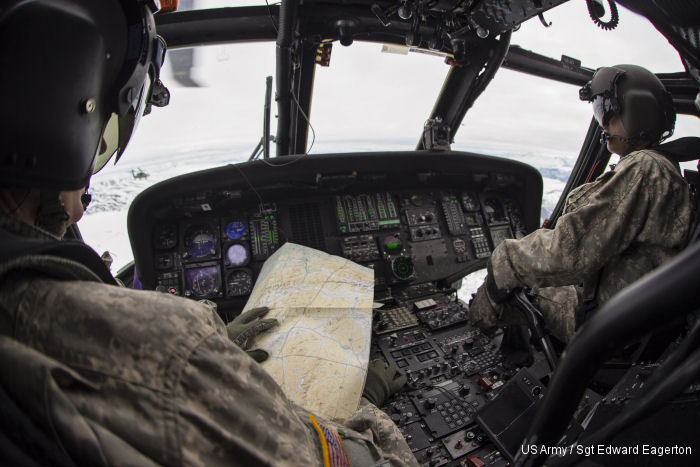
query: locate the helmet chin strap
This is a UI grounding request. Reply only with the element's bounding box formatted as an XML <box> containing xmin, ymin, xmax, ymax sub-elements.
<box><xmin>35</xmin><ymin>190</ymin><xmax>70</xmax><ymax>238</ymax></box>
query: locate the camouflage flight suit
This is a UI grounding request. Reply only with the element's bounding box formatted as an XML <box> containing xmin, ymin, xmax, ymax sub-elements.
<box><xmin>471</xmin><ymin>149</ymin><xmax>693</xmax><ymax>342</ymax></box>
<box><xmin>0</xmin><ymin>215</ymin><xmax>417</xmax><ymax>467</ymax></box>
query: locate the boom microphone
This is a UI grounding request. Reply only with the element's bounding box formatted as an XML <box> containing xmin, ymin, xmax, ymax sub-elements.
<box><xmin>600</xmin><ymin>132</ymin><xmax>636</xmax><ymax>144</ymax></box>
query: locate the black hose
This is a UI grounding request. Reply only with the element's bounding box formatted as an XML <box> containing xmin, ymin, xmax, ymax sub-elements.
<box><xmin>586</xmin><ymin>0</ymin><xmax>619</xmax><ymax>30</ymax></box>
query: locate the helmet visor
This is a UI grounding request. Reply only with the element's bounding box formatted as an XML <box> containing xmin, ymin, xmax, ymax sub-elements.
<box><xmin>92</xmin><ymin>36</ymin><xmax>168</xmax><ymax>174</ymax></box>
<box><xmin>592</xmin><ymin>94</ymin><xmax>616</xmax><ymax>128</ymax></box>
<box><xmin>92</xmin><ymin>74</ymin><xmax>151</xmax><ymax>174</ymax></box>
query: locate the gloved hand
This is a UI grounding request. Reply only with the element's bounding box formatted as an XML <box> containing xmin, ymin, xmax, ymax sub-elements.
<box><xmin>485</xmin><ymin>261</ymin><xmax>511</xmax><ymax>305</ymax></box>
<box><xmin>226</xmin><ymin>306</ymin><xmax>278</xmax><ymax>362</ymax></box>
<box><xmin>470</xmin><ymin>271</ymin><xmax>524</xmax><ymax>329</ymax></box>
<box><xmin>362</xmin><ymin>360</ymin><xmax>407</xmax><ymax>407</ymax></box>
<box><xmin>245</xmin><ymin>349</ymin><xmax>272</xmax><ymax>363</ymax></box>
<box><xmin>469</xmin><ymin>260</ymin><xmax>515</xmax><ymax>329</ymax></box>
<box><xmin>469</xmin><ymin>283</ymin><xmax>501</xmax><ymax>328</ymax></box>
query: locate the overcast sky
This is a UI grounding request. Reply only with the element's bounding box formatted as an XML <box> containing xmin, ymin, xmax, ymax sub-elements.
<box><xmin>117</xmin><ymin>0</ymin><xmax>697</xmax><ymax>175</ymax></box>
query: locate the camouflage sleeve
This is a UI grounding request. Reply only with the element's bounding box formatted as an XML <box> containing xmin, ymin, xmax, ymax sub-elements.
<box><xmin>177</xmin><ymin>331</ymin><xmax>323</xmax><ymax>466</ymax></box>
<box><xmin>489</xmin><ymin>151</ymin><xmax>659</xmax><ymax>291</ymax></box>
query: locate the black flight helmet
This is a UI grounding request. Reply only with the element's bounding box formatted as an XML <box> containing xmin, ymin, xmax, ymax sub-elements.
<box><xmin>579</xmin><ymin>64</ymin><xmax>675</xmax><ymax>144</ymax></box>
<box><xmin>0</xmin><ymin>0</ymin><xmax>170</xmax><ymax>191</ymax></box>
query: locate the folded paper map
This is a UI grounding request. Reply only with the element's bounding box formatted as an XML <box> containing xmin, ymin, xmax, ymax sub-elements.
<box><xmin>244</xmin><ymin>242</ymin><xmax>374</xmax><ymax>422</ymax></box>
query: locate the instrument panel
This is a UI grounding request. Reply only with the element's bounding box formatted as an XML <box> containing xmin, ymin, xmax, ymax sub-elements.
<box><xmin>144</xmin><ymin>189</ymin><xmax>526</xmax><ymax>304</ymax></box>
<box><xmin>129</xmin><ymin>152</ymin><xmax>541</xmax><ymax>313</ymax></box>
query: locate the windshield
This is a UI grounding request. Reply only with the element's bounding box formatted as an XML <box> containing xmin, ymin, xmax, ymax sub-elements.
<box><xmin>80</xmin><ymin>1</ymin><xmax>699</xmax><ymax>273</ymax></box>
<box><xmin>309</xmin><ymin>42</ymin><xmax>449</xmax><ymax>153</ymax></box>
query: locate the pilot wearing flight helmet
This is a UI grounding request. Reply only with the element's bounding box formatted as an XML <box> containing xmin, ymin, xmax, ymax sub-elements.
<box><xmin>470</xmin><ymin>64</ymin><xmax>694</xmax><ymax>343</ymax></box>
<box><xmin>0</xmin><ymin>1</ymin><xmax>413</xmax><ymax>465</ymax></box>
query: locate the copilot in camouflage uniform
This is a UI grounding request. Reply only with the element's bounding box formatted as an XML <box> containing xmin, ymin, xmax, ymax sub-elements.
<box><xmin>470</xmin><ymin>64</ymin><xmax>694</xmax><ymax>342</ymax></box>
<box><xmin>0</xmin><ymin>214</ymin><xmax>418</xmax><ymax>467</ymax></box>
<box><xmin>471</xmin><ymin>149</ymin><xmax>692</xmax><ymax>342</ymax></box>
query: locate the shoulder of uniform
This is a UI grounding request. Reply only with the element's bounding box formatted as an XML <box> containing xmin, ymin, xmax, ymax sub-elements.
<box><xmin>22</xmin><ymin>280</ymin><xmax>227</xmax><ymax>389</ymax></box>
<box><xmin>618</xmin><ymin>149</ymin><xmax>678</xmax><ymax>174</ymax></box>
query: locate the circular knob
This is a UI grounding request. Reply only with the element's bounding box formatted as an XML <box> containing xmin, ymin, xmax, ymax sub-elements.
<box><xmin>398</xmin><ymin>2</ymin><xmax>412</xmax><ymax>20</ymax></box>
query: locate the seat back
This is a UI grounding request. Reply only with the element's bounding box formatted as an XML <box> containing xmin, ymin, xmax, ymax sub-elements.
<box><xmin>684</xmin><ymin>161</ymin><xmax>700</xmax><ymax>245</ymax></box>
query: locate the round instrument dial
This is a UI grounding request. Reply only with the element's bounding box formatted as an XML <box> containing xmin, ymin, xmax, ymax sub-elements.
<box><xmin>154</xmin><ymin>223</ymin><xmax>177</xmax><ymax>250</ymax></box>
<box><xmin>226</xmin><ymin>243</ymin><xmax>250</xmax><ymax>267</ymax></box>
<box><xmin>226</xmin><ymin>269</ymin><xmax>253</xmax><ymax>297</ymax></box>
<box><xmin>225</xmin><ymin>221</ymin><xmax>247</xmax><ymax>240</ymax></box>
<box><xmin>185</xmin><ymin>225</ymin><xmax>217</xmax><ymax>258</ymax></box>
<box><xmin>461</xmin><ymin>192</ymin><xmax>479</xmax><ymax>211</ymax></box>
<box><xmin>484</xmin><ymin>199</ymin><xmax>505</xmax><ymax>223</ymax></box>
<box><xmin>391</xmin><ymin>256</ymin><xmax>414</xmax><ymax>280</ymax></box>
<box><xmin>185</xmin><ymin>266</ymin><xmax>219</xmax><ymax>298</ymax></box>
<box><xmin>383</xmin><ymin>234</ymin><xmax>402</xmax><ymax>254</ymax></box>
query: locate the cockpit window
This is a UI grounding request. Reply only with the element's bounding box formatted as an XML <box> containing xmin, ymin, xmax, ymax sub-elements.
<box><xmin>309</xmin><ymin>41</ymin><xmax>450</xmax><ymax>153</ymax></box>
<box><xmin>512</xmin><ymin>1</ymin><xmax>685</xmax><ymax>73</ymax></box>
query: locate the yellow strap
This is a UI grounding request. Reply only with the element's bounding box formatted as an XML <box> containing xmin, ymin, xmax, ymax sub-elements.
<box><xmin>308</xmin><ymin>414</ymin><xmax>331</xmax><ymax>467</ymax></box>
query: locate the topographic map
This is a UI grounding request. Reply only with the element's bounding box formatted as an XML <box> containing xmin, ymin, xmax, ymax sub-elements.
<box><xmin>244</xmin><ymin>242</ymin><xmax>374</xmax><ymax>422</ymax></box>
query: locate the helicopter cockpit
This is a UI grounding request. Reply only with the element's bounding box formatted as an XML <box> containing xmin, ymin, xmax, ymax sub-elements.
<box><xmin>82</xmin><ymin>1</ymin><xmax>700</xmax><ymax>465</ymax></box>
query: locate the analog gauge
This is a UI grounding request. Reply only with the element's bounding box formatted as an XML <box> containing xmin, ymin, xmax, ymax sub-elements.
<box><xmin>155</xmin><ymin>253</ymin><xmax>173</xmax><ymax>270</ymax></box>
<box><xmin>225</xmin><ymin>243</ymin><xmax>250</xmax><ymax>267</ymax></box>
<box><xmin>226</xmin><ymin>269</ymin><xmax>253</xmax><ymax>297</ymax></box>
<box><xmin>461</xmin><ymin>192</ymin><xmax>479</xmax><ymax>211</ymax></box>
<box><xmin>225</xmin><ymin>221</ymin><xmax>247</xmax><ymax>240</ymax></box>
<box><xmin>184</xmin><ymin>224</ymin><xmax>217</xmax><ymax>258</ymax></box>
<box><xmin>382</xmin><ymin>234</ymin><xmax>402</xmax><ymax>254</ymax></box>
<box><xmin>185</xmin><ymin>266</ymin><xmax>219</xmax><ymax>298</ymax></box>
<box><xmin>154</xmin><ymin>223</ymin><xmax>177</xmax><ymax>250</ymax></box>
<box><xmin>391</xmin><ymin>256</ymin><xmax>414</xmax><ymax>280</ymax></box>
<box><xmin>484</xmin><ymin>199</ymin><xmax>505</xmax><ymax>224</ymax></box>
<box><xmin>453</xmin><ymin>238</ymin><xmax>466</xmax><ymax>254</ymax></box>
